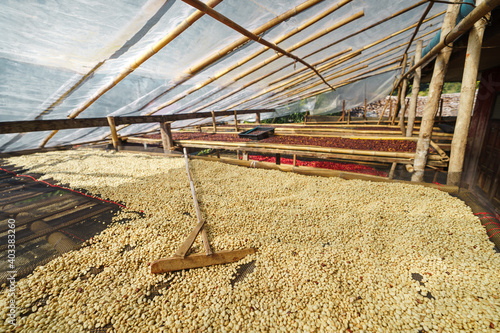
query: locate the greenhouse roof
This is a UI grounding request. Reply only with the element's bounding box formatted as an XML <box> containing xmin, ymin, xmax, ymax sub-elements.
<box><xmin>0</xmin><ymin>0</ymin><xmax>451</xmax><ymax>152</ymax></box>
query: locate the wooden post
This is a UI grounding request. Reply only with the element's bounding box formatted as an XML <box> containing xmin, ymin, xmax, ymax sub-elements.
<box><xmin>216</xmin><ymin>150</ymin><xmax>220</xmax><ymax>159</ymax></box>
<box><xmin>107</xmin><ymin>116</ymin><xmax>120</xmax><ymax>151</ymax></box>
<box><xmin>406</xmin><ymin>40</ymin><xmax>423</xmax><ymax>137</ymax></box>
<box><xmin>255</xmin><ymin>112</ymin><xmax>261</xmax><ymax>124</ymax></box>
<box><xmin>412</xmin><ymin>4</ymin><xmax>460</xmax><ymax>182</ymax></box>
<box><xmin>399</xmin><ymin>55</ymin><xmax>412</xmax><ymax>135</ymax></box>
<box><xmin>234</xmin><ymin>110</ymin><xmax>238</xmax><ymax>132</ymax></box>
<box><xmin>438</xmin><ymin>98</ymin><xmax>444</xmax><ymax>121</ymax></box>
<box><xmin>293</xmin><ymin>154</ymin><xmax>297</xmax><ymax>166</ymax></box>
<box><xmin>388</xmin><ymin>162</ymin><xmax>397</xmax><ymax>179</ymax></box>
<box><xmin>304</xmin><ymin>111</ymin><xmax>308</xmax><ymax>124</ymax></box>
<box><xmin>388</xmin><ymin>99</ymin><xmax>393</xmax><ymax>124</ymax></box>
<box><xmin>347</xmin><ymin>102</ymin><xmax>350</xmax><ymax>125</ymax></box>
<box><xmin>377</xmin><ymin>85</ymin><xmax>397</xmax><ymax>125</ymax></box>
<box><xmin>448</xmin><ymin>0</ymin><xmax>488</xmax><ymax>186</ymax></box>
<box><xmin>276</xmin><ymin>153</ymin><xmax>281</xmax><ymax>165</ymax></box>
<box><xmin>242</xmin><ymin>152</ymin><xmax>249</xmax><ymax>161</ymax></box>
<box><xmin>211</xmin><ymin>111</ymin><xmax>217</xmax><ymax>133</ymax></box>
<box><xmin>342</xmin><ymin>100</ymin><xmax>346</xmax><ymax>122</ymax></box>
<box><xmin>393</xmin><ymin>53</ymin><xmax>408</xmax><ymax>127</ymax></box>
<box><xmin>364</xmin><ymin>98</ymin><xmax>367</xmax><ymax>120</ymax></box>
<box><xmin>160</xmin><ymin>122</ymin><xmax>174</xmax><ymax>154</ymax></box>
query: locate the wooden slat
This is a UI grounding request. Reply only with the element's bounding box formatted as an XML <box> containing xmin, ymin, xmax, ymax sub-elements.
<box><xmin>151</xmin><ymin>248</ymin><xmax>257</xmax><ymax>273</ymax></box>
<box><xmin>0</xmin><ymin>110</ymin><xmax>274</xmax><ymax>134</ymax></box>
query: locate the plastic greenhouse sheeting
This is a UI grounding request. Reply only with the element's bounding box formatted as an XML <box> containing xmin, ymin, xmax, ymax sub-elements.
<box><xmin>0</xmin><ymin>0</ymin><xmax>450</xmax><ymax>152</ymax></box>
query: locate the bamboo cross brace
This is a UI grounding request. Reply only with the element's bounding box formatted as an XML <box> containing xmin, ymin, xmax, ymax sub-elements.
<box><xmin>221</xmin><ymin>16</ymin><xmax>443</xmax><ymax>113</ymax></box>
<box><xmin>181</xmin><ymin>0</ymin><xmax>335</xmax><ymax>91</ymax></box>
<box><xmin>161</xmin><ymin>10</ymin><xmax>364</xmax><ymax>116</ymax></box>
<box><xmin>139</xmin><ymin>0</ymin><xmax>354</xmax><ymax>117</ymax></box>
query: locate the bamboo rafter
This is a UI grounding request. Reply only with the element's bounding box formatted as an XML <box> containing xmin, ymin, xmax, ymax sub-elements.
<box><xmin>181</xmin><ymin>0</ymin><xmax>336</xmax><ymax>91</ymax></box>
<box><xmin>162</xmin><ymin>10</ymin><xmax>365</xmax><ymax>116</ymax></box>
<box><xmin>220</xmin><ymin>15</ymin><xmax>443</xmax><ymax>112</ymax></box>
<box><xmin>138</xmin><ymin>0</ymin><xmax>354</xmax><ymax>116</ymax></box>
<box><xmin>39</xmin><ymin>0</ymin><xmax>225</xmax><ymax>148</ymax></box>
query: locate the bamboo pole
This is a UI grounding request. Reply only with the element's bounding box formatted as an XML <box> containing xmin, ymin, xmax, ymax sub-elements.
<box><xmin>225</xmin><ymin>21</ymin><xmax>441</xmax><ymax>113</ymax></box>
<box><xmin>399</xmin><ymin>56</ymin><xmax>412</xmax><ymax>135</ymax></box>
<box><xmin>171</xmin><ymin>10</ymin><xmax>364</xmax><ymax>115</ymax></box>
<box><xmin>191</xmin><ymin>155</ymin><xmax>457</xmax><ymax>193</ymax></box>
<box><xmin>448</xmin><ymin>0</ymin><xmax>488</xmax><ymax>186</ymax></box>
<box><xmin>181</xmin><ymin>0</ymin><xmax>336</xmax><ymax>91</ymax></box>
<box><xmin>398</xmin><ymin>0</ymin><xmax>500</xmax><ymax>87</ymax></box>
<box><xmin>38</xmin><ymin>0</ymin><xmax>224</xmax><ymax>148</ymax></box>
<box><xmin>388</xmin><ymin>162</ymin><xmax>397</xmax><ymax>179</ymax></box>
<box><xmin>252</xmin><ymin>15</ymin><xmax>442</xmax><ymax>111</ymax></box>
<box><xmin>234</xmin><ymin>110</ymin><xmax>238</xmax><ymax>132</ymax></box>
<box><xmin>364</xmin><ymin>98</ymin><xmax>367</xmax><ymax>120</ymax></box>
<box><xmin>271</xmin><ymin>66</ymin><xmax>401</xmax><ymax>112</ymax></box>
<box><xmin>143</xmin><ymin>0</ymin><xmax>351</xmax><ymax>116</ymax></box>
<box><xmin>412</xmin><ymin>3</ymin><xmax>460</xmax><ymax>182</ymax></box>
<box><xmin>211</xmin><ymin>111</ymin><xmax>217</xmax><ymax>133</ymax></box>
<box><xmin>406</xmin><ymin>40</ymin><xmax>423</xmax><ymax>137</ymax></box>
<box><xmin>107</xmin><ymin>116</ymin><xmax>120</xmax><ymax>151</ymax></box>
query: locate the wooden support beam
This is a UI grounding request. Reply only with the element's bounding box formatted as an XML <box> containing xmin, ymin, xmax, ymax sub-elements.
<box><xmin>448</xmin><ymin>0</ymin><xmax>488</xmax><ymax>186</ymax></box>
<box><xmin>388</xmin><ymin>162</ymin><xmax>397</xmax><ymax>179</ymax></box>
<box><xmin>406</xmin><ymin>40</ymin><xmax>423</xmax><ymax>137</ymax></box>
<box><xmin>255</xmin><ymin>112</ymin><xmax>260</xmax><ymax>125</ymax></box>
<box><xmin>160</xmin><ymin>122</ymin><xmax>174</xmax><ymax>153</ymax></box>
<box><xmin>211</xmin><ymin>111</ymin><xmax>217</xmax><ymax>133</ymax></box>
<box><xmin>276</xmin><ymin>153</ymin><xmax>281</xmax><ymax>165</ymax></box>
<box><xmin>364</xmin><ymin>98</ymin><xmax>367</xmax><ymax>120</ymax></box>
<box><xmin>412</xmin><ymin>4</ymin><xmax>460</xmax><ymax>182</ymax></box>
<box><xmin>234</xmin><ymin>110</ymin><xmax>238</xmax><ymax>132</ymax></box>
<box><xmin>0</xmin><ymin>110</ymin><xmax>273</xmax><ymax>134</ymax></box>
<box><xmin>398</xmin><ymin>0</ymin><xmax>500</xmax><ymax>86</ymax></box>
<box><xmin>293</xmin><ymin>154</ymin><xmax>297</xmax><ymax>166</ymax></box>
<box><xmin>181</xmin><ymin>0</ymin><xmax>335</xmax><ymax>91</ymax></box>
<box><xmin>107</xmin><ymin>116</ymin><xmax>120</xmax><ymax>151</ymax></box>
<box><xmin>399</xmin><ymin>55</ymin><xmax>411</xmax><ymax>135</ymax></box>
<box><xmin>438</xmin><ymin>98</ymin><xmax>444</xmax><ymax>121</ymax></box>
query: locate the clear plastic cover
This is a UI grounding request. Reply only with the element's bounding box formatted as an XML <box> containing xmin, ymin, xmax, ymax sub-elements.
<box><xmin>0</xmin><ymin>0</ymin><xmax>449</xmax><ymax>152</ymax></box>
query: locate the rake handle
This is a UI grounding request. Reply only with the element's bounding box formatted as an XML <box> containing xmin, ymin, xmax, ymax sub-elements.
<box><xmin>183</xmin><ymin>148</ymin><xmax>213</xmax><ymax>255</ymax></box>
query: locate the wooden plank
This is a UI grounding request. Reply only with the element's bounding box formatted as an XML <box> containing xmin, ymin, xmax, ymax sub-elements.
<box><xmin>0</xmin><ymin>110</ymin><xmax>274</xmax><ymax>134</ymax></box>
<box><xmin>151</xmin><ymin>248</ymin><xmax>257</xmax><ymax>274</ymax></box>
<box><xmin>0</xmin><ymin>204</ymin><xmax>114</xmax><ymax>250</ymax></box>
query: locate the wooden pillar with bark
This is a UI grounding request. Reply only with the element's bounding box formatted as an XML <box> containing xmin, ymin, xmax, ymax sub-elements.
<box><xmin>448</xmin><ymin>0</ymin><xmax>489</xmax><ymax>186</ymax></box>
<box><xmin>255</xmin><ymin>111</ymin><xmax>261</xmax><ymax>125</ymax></box>
<box><xmin>411</xmin><ymin>4</ymin><xmax>460</xmax><ymax>182</ymax></box>
<box><xmin>211</xmin><ymin>111</ymin><xmax>217</xmax><ymax>133</ymax></box>
<box><xmin>107</xmin><ymin>116</ymin><xmax>120</xmax><ymax>151</ymax></box>
<box><xmin>399</xmin><ymin>56</ymin><xmax>413</xmax><ymax>135</ymax></box>
<box><xmin>406</xmin><ymin>40</ymin><xmax>423</xmax><ymax>137</ymax></box>
<box><xmin>160</xmin><ymin>122</ymin><xmax>174</xmax><ymax>154</ymax></box>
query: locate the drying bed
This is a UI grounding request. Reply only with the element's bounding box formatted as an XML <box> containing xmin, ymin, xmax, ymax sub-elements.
<box><xmin>1</xmin><ymin>150</ymin><xmax>499</xmax><ymax>332</ymax></box>
<box><xmin>167</xmin><ymin>132</ymin><xmax>419</xmax><ymax>153</ymax></box>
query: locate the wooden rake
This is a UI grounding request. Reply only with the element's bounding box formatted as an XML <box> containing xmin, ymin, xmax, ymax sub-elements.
<box><xmin>151</xmin><ymin>148</ymin><xmax>256</xmax><ymax>274</ymax></box>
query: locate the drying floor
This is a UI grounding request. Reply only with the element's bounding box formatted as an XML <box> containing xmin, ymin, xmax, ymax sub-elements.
<box><xmin>1</xmin><ymin>149</ymin><xmax>499</xmax><ymax>332</ymax></box>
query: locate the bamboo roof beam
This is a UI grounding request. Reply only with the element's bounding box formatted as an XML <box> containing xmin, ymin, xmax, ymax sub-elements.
<box><xmin>271</xmin><ymin>59</ymin><xmax>401</xmax><ymax>104</ymax></box>
<box><xmin>111</xmin><ymin>0</ymin><xmax>327</xmax><ymax>136</ymax></box>
<box><xmin>401</xmin><ymin>1</ymin><xmax>434</xmax><ymax>62</ymax></box>
<box><xmin>39</xmin><ymin>0</ymin><xmax>225</xmax><ymax>148</ymax></box>
<box><xmin>181</xmin><ymin>0</ymin><xmax>336</xmax><ymax>90</ymax></box>
<box><xmin>260</xmin><ymin>65</ymin><xmax>401</xmax><ymax>110</ymax></box>
<box><xmin>141</xmin><ymin>0</ymin><xmax>353</xmax><ymax>115</ymax></box>
<box><xmin>169</xmin><ymin>10</ymin><xmax>364</xmax><ymax>115</ymax></box>
<box><xmin>231</xmin><ymin>25</ymin><xmax>440</xmax><ymax>112</ymax></box>
<box><xmin>222</xmin><ymin>16</ymin><xmax>442</xmax><ymax>112</ymax></box>
<box><xmin>146</xmin><ymin>1</ymin><xmax>434</xmax><ymax>119</ymax></box>
<box><xmin>398</xmin><ymin>0</ymin><xmax>500</xmax><ymax>87</ymax></box>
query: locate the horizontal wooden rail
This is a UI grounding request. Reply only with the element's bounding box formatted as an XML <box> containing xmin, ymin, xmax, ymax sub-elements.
<box><xmin>0</xmin><ymin>109</ymin><xmax>273</xmax><ymax>134</ymax></box>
